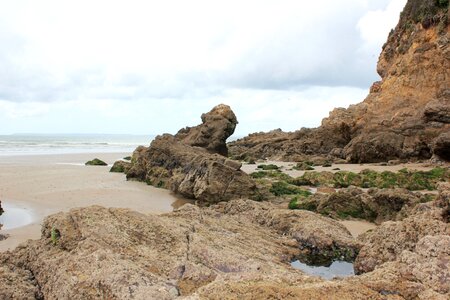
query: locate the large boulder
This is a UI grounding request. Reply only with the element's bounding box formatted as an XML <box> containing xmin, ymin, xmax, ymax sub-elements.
<box><xmin>175</xmin><ymin>104</ymin><xmax>237</xmax><ymax>157</ymax></box>
<box><xmin>109</xmin><ymin>160</ymin><xmax>132</xmax><ymax>173</ymax></box>
<box><xmin>432</xmin><ymin>132</ymin><xmax>450</xmax><ymax>161</ymax></box>
<box><xmin>126</xmin><ymin>105</ymin><xmax>259</xmax><ymax>205</ymax></box>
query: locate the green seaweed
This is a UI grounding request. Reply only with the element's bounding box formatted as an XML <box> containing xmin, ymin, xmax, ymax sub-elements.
<box><xmin>257</xmin><ymin>164</ymin><xmax>279</xmax><ymax>170</ymax></box>
<box><xmin>270</xmin><ymin>181</ymin><xmax>312</xmax><ymax>197</ymax></box>
<box><xmin>51</xmin><ymin>227</ymin><xmax>61</xmax><ymax>246</ymax></box>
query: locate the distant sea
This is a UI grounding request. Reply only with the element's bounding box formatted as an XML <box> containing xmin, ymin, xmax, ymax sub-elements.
<box><xmin>0</xmin><ymin>134</ymin><xmax>155</xmax><ymax>156</ymax></box>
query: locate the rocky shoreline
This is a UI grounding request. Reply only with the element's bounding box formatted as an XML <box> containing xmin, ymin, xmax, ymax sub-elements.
<box><xmin>1</xmin><ymin>0</ymin><xmax>449</xmax><ymax>299</ymax></box>
<box><xmin>1</xmin><ymin>184</ymin><xmax>448</xmax><ymax>299</ymax></box>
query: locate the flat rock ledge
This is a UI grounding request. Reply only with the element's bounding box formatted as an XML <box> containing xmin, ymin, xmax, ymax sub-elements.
<box><xmin>1</xmin><ymin>188</ymin><xmax>449</xmax><ymax>299</ymax></box>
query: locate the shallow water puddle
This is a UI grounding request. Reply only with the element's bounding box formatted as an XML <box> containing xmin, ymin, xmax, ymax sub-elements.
<box><xmin>291</xmin><ymin>260</ymin><xmax>355</xmax><ymax>280</ymax></box>
<box><xmin>0</xmin><ymin>202</ymin><xmax>35</xmax><ymax>230</ymax></box>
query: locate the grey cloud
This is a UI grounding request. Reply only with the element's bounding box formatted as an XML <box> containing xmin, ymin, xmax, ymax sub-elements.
<box><xmin>0</xmin><ymin>1</ymin><xmax>394</xmax><ymax>104</ymax></box>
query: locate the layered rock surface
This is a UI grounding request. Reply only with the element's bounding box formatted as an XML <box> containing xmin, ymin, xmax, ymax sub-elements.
<box><xmin>296</xmin><ymin>187</ymin><xmax>432</xmax><ymax>224</ymax></box>
<box><xmin>229</xmin><ymin>0</ymin><xmax>449</xmax><ymax>163</ymax></box>
<box><xmin>0</xmin><ymin>200</ymin><xmax>355</xmax><ymax>299</ymax></box>
<box><xmin>125</xmin><ymin>105</ymin><xmax>258</xmax><ymax>205</ymax></box>
<box><xmin>1</xmin><ymin>190</ymin><xmax>449</xmax><ymax>299</ymax></box>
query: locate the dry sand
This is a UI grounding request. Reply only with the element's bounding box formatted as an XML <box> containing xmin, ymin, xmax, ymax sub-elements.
<box><xmin>338</xmin><ymin>220</ymin><xmax>377</xmax><ymax>238</ymax></box>
<box><xmin>0</xmin><ymin>152</ymin><xmax>190</xmax><ymax>252</ymax></box>
<box><xmin>2</xmin><ymin>155</ymin><xmax>432</xmax><ymax>252</ymax></box>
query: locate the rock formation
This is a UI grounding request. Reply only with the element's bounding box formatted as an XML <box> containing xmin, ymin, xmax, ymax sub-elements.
<box><xmin>229</xmin><ymin>0</ymin><xmax>449</xmax><ymax>163</ymax></box>
<box><xmin>175</xmin><ymin>104</ymin><xmax>238</xmax><ymax>157</ymax></box>
<box><xmin>0</xmin><ymin>200</ymin><xmax>3</xmax><ymax>215</ymax></box>
<box><xmin>295</xmin><ymin>187</ymin><xmax>432</xmax><ymax>224</ymax></box>
<box><xmin>85</xmin><ymin>158</ymin><xmax>108</xmax><ymax>166</ymax></box>
<box><xmin>109</xmin><ymin>160</ymin><xmax>132</xmax><ymax>173</ymax></box>
<box><xmin>354</xmin><ymin>184</ymin><xmax>450</xmax><ymax>275</ymax></box>
<box><xmin>126</xmin><ymin>105</ymin><xmax>259</xmax><ymax>205</ymax></box>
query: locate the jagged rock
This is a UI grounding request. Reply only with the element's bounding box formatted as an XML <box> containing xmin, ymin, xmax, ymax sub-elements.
<box><xmin>175</xmin><ymin>104</ymin><xmax>237</xmax><ymax>157</ymax></box>
<box><xmin>126</xmin><ymin>105</ymin><xmax>258</xmax><ymax>204</ymax></box>
<box><xmin>424</xmin><ymin>93</ymin><xmax>450</xmax><ymax>123</ymax></box>
<box><xmin>295</xmin><ymin>187</ymin><xmax>425</xmax><ymax>224</ymax></box>
<box><xmin>354</xmin><ymin>191</ymin><xmax>449</xmax><ymax>274</ymax></box>
<box><xmin>127</xmin><ymin>128</ymin><xmax>258</xmax><ymax>205</ymax></box>
<box><xmin>0</xmin><ymin>258</ymin><xmax>41</xmax><ymax>300</ymax></box>
<box><xmin>229</xmin><ymin>0</ymin><xmax>450</xmax><ymax>163</ymax></box>
<box><xmin>347</xmin><ymin>235</ymin><xmax>450</xmax><ymax>299</ymax></box>
<box><xmin>0</xmin><ymin>200</ymin><xmax>360</xmax><ymax>299</ymax></box>
<box><xmin>85</xmin><ymin>158</ymin><xmax>107</xmax><ymax>166</ymax></box>
<box><xmin>0</xmin><ymin>200</ymin><xmax>3</xmax><ymax>215</ymax></box>
<box><xmin>2</xmin><ymin>195</ymin><xmax>449</xmax><ymax>299</ymax></box>
<box><xmin>343</xmin><ymin>133</ymin><xmax>406</xmax><ymax>163</ymax></box>
<box><xmin>217</xmin><ymin>199</ymin><xmax>359</xmax><ymax>261</ymax></box>
<box><xmin>109</xmin><ymin>160</ymin><xmax>132</xmax><ymax>173</ymax></box>
<box><xmin>432</xmin><ymin>132</ymin><xmax>450</xmax><ymax>161</ymax></box>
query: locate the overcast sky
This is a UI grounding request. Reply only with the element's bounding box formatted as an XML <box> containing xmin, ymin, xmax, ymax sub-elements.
<box><xmin>0</xmin><ymin>0</ymin><xmax>406</xmax><ymax>136</ymax></box>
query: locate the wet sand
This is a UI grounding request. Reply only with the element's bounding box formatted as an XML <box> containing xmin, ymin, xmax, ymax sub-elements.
<box><xmin>339</xmin><ymin>220</ymin><xmax>377</xmax><ymax>238</ymax></box>
<box><xmin>0</xmin><ymin>152</ymin><xmax>189</xmax><ymax>252</ymax></box>
<box><xmin>1</xmin><ymin>155</ymin><xmax>435</xmax><ymax>251</ymax></box>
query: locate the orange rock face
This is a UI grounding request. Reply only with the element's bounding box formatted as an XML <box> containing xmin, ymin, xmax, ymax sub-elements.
<box><xmin>230</xmin><ymin>0</ymin><xmax>449</xmax><ymax>163</ymax></box>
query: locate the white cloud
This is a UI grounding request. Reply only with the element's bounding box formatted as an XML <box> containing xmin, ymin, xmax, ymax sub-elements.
<box><xmin>358</xmin><ymin>0</ymin><xmax>406</xmax><ymax>47</ymax></box>
<box><xmin>0</xmin><ymin>0</ymin><xmax>406</xmax><ymax>134</ymax></box>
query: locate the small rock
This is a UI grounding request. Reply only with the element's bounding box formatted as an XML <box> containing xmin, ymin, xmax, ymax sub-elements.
<box><xmin>85</xmin><ymin>158</ymin><xmax>107</xmax><ymax>166</ymax></box>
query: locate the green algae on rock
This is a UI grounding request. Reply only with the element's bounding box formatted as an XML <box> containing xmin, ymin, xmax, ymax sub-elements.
<box><xmin>85</xmin><ymin>158</ymin><xmax>107</xmax><ymax>166</ymax></box>
<box><xmin>109</xmin><ymin>160</ymin><xmax>132</xmax><ymax>173</ymax></box>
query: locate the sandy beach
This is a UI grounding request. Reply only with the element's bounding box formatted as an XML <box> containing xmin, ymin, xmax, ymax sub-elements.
<box><xmin>2</xmin><ymin>154</ymin><xmax>433</xmax><ymax>252</ymax></box>
<box><xmin>0</xmin><ymin>152</ymin><xmax>189</xmax><ymax>252</ymax></box>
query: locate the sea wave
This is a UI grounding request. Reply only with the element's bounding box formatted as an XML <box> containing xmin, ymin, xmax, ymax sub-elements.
<box><xmin>0</xmin><ymin>134</ymin><xmax>154</xmax><ymax>155</ymax></box>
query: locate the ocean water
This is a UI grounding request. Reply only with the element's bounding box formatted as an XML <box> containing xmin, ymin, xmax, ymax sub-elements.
<box><xmin>0</xmin><ymin>134</ymin><xmax>155</xmax><ymax>156</ymax></box>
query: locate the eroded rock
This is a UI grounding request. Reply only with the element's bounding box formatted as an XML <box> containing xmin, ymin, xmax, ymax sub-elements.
<box><xmin>228</xmin><ymin>0</ymin><xmax>450</xmax><ymax>163</ymax></box>
<box><xmin>109</xmin><ymin>160</ymin><xmax>132</xmax><ymax>173</ymax></box>
<box><xmin>126</xmin><ymin>106</ymin><xmax>259</xmax><ymax>205</ymax></box>
<box><xmin>175</xmin><ymin>104</ymin><xmax>237</xmax><ymax>157</ymax></box>
<box><xmin>0</xmin><ymin>200</ymin><xmax>359</xmax><ymax>299</ymax></box>
<box><xmin>354</xmin><ymin>189</ymin><xmax>449</xmax><ymax>274</ymax></box>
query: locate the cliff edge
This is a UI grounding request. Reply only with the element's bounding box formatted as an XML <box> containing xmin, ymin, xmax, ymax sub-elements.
<box><xmin>229</xmin><ymin>0</ymin><xmax>449</xmax><ymax>163</ymax></box>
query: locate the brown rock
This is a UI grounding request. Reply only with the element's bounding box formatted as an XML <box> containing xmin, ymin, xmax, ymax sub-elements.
<box><xmin>109</xmin><ymin>160</ymin><xmax>132</xmax><ymax>173</ymax></box>
<box><xmin>228</xmin><ymin>0</ymin><xmax>450</xmax><ymax>163</ymax></box>
<box><xmin>432</xmin><ymin>131</ymin><xmax>450</xmax><ymax>161</ymax></box>
<box><xmin>299</xmin><ymin>187</ymin><xmax>424</xmax><ymax>224</ymax></box>
<box><xmin>0</xmin><ymin>257</ymin><xmax>41</xmax><ymax>300</ymax></box>
<box><xmin>0</xmin><ymin>200</ymin><xmax>359</xmax><ymax>299</ymax></box>
<box><xmin>354</xmin><ymin>197</ymin><xmax>449</xmax><ymax>274</ymax></box>
<box><xmin>424</xmin><ymin>94</ymin><xmax>450</xmax><ymax>124</ymax></box>
<box><xmin>127</xmin><ymin>134</ymin><xmax>258</xmax><ymax>205</ymax></box>
<box><xmin>126</xmin><ymin>106</ymin><xmax>258</xmax><ymax>205</ymax></box>
<box><xmin>175</xmin><ymin>104</ymin><xmax>237</xmax><ymax>157</ymax></box>
<box><xmin>1</xmin><ymin>194</ymin><xmax>449</xmax><ymax>299</ymax></box>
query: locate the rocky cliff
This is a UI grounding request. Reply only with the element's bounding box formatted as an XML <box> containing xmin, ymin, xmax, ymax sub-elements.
<box><xmin>229</xmin><ymin>0</ymin><xmax>449</xmax><ymax>163</ymax></box>
<box><xmin>125</xmin><ymin>104</ymin><xmax>259</xmax><ymax>205</ymax></box>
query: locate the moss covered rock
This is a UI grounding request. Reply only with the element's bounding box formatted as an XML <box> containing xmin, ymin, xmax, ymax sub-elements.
<box><xmin>110</xmin><ymin>161</ymin><xmax>132</xmax><ymax>173</ymax></box>
<box><xmin>85</xmin><ymin>158</ymin><xmax>107</xmax><ymax>166</ymax></box>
